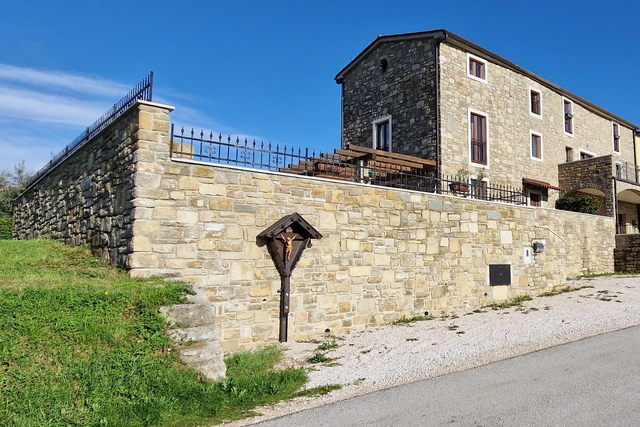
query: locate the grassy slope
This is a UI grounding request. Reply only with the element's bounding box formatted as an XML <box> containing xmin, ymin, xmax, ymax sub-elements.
<box><xmin>0</xmin><ymin>240</ymin><xmax>306</xmax><ymax>427</ymax></box>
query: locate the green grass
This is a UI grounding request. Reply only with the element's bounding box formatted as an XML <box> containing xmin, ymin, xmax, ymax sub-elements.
<box><xmin>308</xmin><ymin>352</ymin><xmax>330</xmax><ymax>364</ymax></box>
<box><xmin>0</xmin><ymin>240</ymin><xmax>307</xmax><ymax>427</ymax></box>
<box><xmin>539</xmin><ymin>284</ymin><xmax>594</xmax><ymax>297</ymax></box>
<box><xmin>316</xmin><ymin>339</ymin><xmax>338</xmax><ymax>351</ymax></box>
<box><xmin>393</xmin><ymin>314</ymin><xmax>435</xmax><ymax>324</ymax></box>
<box><xmin>483</xmin><ymin>295</ymin><xmax>533</xmax><ymax>310</ymax></box>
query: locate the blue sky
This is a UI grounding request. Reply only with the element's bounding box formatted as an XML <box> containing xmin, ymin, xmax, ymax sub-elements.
<box><xmin>2</xmin><ymin>0</ymin><xmax>639</xmax><ymax>173</ymax></box>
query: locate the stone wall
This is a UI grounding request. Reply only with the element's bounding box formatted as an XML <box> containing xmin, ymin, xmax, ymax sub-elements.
<box><xmin>339</xmin><ymin>38</ymin><xmax>439</xmax><ymax>160</ymax></box>
<box><xmin>129</xmin><ymin>145</ymin><xmax>615</xmax><ymax>351</ymax></box>
<box><xmin>13</xmin><ymin>101</ymin><xmax>173</xmax><ymax>267</ymax></box>
<box><xmin>557</xmin><ymin>155</ymin><xmax>615</xmax><ymax>216</ymax></box>
<box><xmin>14</xmin><ymin>100</ymin><xmax>617</xmax><ymax>354</ymax></box>
<box><xmin>614</xmin><ymin>234</ymin><xmax>640</xmax><ymax>272</ymax></box>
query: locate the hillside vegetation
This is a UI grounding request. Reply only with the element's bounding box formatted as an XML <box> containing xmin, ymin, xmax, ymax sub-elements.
<box><xmin>0</xmin><ymin>240</ymin><xmax>306</xmax><ymax>426</ymax></box>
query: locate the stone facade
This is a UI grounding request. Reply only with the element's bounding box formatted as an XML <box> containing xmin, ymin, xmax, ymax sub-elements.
<box><xmin>13</xmin><ymin>101</ymin><xmax>172</xmax><ymax>266</ymax></box>
<box><xmin>338</xmin><ymin>38</ymin><xmax>439</xmax><ymax>160</ymax></box>
<box><xmin>337</xmin><ymin>31</ymin><xmax>638</xmax><ymax>210</ymax></box>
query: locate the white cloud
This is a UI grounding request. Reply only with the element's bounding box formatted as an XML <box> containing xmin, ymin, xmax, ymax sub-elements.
<box><xmin>0</xmin><ymin>86</ymin><xmax>107</xmax><ymax>126</ymax></box>
<box><xmin>0</xmin><ymin>64</ymin><xmax>129</xmax><ymax>97</ymax></box>
<box><xmin>0</xmin><ymin>64</ymin><xmax>261</xmax><ymax>174</ymax></box>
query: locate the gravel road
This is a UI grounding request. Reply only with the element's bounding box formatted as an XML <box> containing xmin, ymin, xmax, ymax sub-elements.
<box><xmin>221</xmin><ymin>275</ymin><xmax>640</xmax><ymax>426</ymax></box>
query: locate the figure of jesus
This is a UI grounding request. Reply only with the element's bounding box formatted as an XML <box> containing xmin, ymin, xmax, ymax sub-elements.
<box><xmin>278</xmin><ymin>233</ymin><xmax>299</xmax><ymax>261</ymax></box>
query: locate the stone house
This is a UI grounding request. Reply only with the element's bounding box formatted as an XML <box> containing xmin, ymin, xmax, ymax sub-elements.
<box><xmin>15</xmin><ymin>36</ymin><xmax>636</xmax><ymax>351</ymax></box>
<box><xmin>335</xmin><ymin>29</ymin><xmax>640</xmax><ymax>233</ymax></box>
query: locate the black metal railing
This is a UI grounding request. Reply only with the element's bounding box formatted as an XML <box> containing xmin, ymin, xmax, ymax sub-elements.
<box><xmin>616</xmin><ymin>160</ymin><xmax>639</xmax><ymax>183</ymax></box>
<box><xmin>27</xmin><ymin>72</ymin><xmax>154</xmax><ymax>186</ymax></box>
<box><xmin>170</xmin><ymin>125</ymin><xmax>316</xmax><ymax>172</ymax></box>
<box><xmin>170</xmin><ymin>126</ymin><xmax>527</xmax><ymax>205</ymax></box>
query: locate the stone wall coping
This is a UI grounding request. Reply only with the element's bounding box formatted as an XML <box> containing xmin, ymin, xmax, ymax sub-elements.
<box><xmin>136</xmin><ymin>99</ymin><xmax>175</xmax><ymax>112</ymax></box>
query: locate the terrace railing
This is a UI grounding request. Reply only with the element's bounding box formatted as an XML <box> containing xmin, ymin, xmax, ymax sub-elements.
<box><xmin>170</xmin><ymin>125</ymin><xmax>527</xmax><ymax>205</ymax></box>
<box><xmin>616</xmin><ymin>160</ymin><xmax>640</xmax><ymax>184</ymax></box>
<box><xmin>27</xmin><ymin>72</ymin><xmax>154</xmax><ymax>186</ymax></box>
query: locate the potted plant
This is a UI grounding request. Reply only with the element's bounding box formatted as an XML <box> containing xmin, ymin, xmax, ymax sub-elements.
<box><xmin>449</xmin><ymin>167</ymin><xmax>470</xmax><ymax>193</ymax></box>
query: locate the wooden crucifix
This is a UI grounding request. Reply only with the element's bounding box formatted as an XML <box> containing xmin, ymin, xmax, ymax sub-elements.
<box><xmin>258</xmin><ymin>213</ymin><xmax>322</xmax><ymax>342</ymax></box>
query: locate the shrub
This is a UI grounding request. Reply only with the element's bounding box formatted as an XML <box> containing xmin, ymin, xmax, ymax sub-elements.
<box><xmin>555</xmin><ymin>195</ymin><xmax>601</xmax><ymax>215</ymax></box>
<box><xmin>0</xmin><ymin>217</ymin><xmax>13</xmax><ymax>239</ymax></box>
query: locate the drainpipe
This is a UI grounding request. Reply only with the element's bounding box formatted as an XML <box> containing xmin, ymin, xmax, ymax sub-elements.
<box><xmin>434</xmin><ymin>35</ymin><xmax>444</xmax><ymax>179</ymax></box>
<box><xmin>340</xmin><ymin>84</ymin><xmax>344</xmax><ymax>149</ymax></box>
<box><xmin>613</xmin><ymin>176</ymin><xmax>619</xmax><ymax>234</ymax></box>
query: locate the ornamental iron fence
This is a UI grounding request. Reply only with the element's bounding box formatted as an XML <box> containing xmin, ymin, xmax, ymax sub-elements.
<box><xmin>27</xmin><ymin>72</ymin><xmax>154</xmax><ymax>186</ymax></box>
<box><xmin>170</xmin><ymin>125</ymin><xmax>527</xmax><ymax>205</ymax></box>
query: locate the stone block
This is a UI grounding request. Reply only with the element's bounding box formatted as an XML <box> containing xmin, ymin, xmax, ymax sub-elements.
<box><xmin>350</xmin><ymin>266</ymin><xmax>372</xmax><ymax>277</ymax></box>
<box><xmin>199</xmin><ymin>183</ymin><xmax>227</xmax><ymax>196</ymax></box>
<box><xmin>230</xmin><ymin>262</ymin><xmax>254</xmax><ymax>281</ymax></box>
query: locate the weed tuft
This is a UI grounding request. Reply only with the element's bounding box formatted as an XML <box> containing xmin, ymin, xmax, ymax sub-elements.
<box><xmin>308</xmin><ymin>352</ymin><xmax>330</xmax><ymax>364</ymax></box>
<box><xmin>394</xmin><ymin>314</ymin><xmax>435</xmax><ymax>324</ymax></box>
<box><xmin>484</xmin><ymin>295</ymin><xmax>533</xmax><ymax>310</ymax></box>
<box><xmin>316</xmin><ymin>339</ymin><xmax>338</xmax><ymax>351</ymax></box>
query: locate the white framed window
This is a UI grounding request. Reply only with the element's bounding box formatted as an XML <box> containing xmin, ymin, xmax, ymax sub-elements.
<box><xmin>467</xmin><ymin>53</ymin><xmax>487</xmax><ymax>83</ymax></box>
<box><xmin>579</xmin><ymin>149</ymin><xmax>595</xmax><ymax>160</ymax></box>
<box><xmin>612</xmin><ymin>122</ymin><xmax>621</xmax><ymax>154</ymax></box>
<box><xmin>527</xmin><ymin>189</ymin><xmax>543</xmax><ymax>207</ymax></box>
<box><xmin>469</xmin><ymin>108</ymin><xmax>489</xmax><ymax>167</ymax></box>
<box><xmin>565</xmin><ymin>146</ymin><xmax>574</xmax><ymax>162</ymax></box>
<box><xmin>372</xmin><ymin>116</ymin><xmax>392</xmax><ymax>152</ymax></box>
<box><xmin>563</xmin><ymin>98</ymin><xmax>574</xmax><ymax>136</ymax></box>
<box><xmin>530</xmin><ymin>131</ymin><xmax>543</xmax><ymax>161</ymax></box>
<box><xmin>529</xmin><ymin>89</ymin><xmax>542</xmax><ymax>118</ymax></box>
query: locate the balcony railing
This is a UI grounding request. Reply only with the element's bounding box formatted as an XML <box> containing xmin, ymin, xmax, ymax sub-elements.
<box><xmin>170</xmin><ymin>126</ymin><xmax>527</xmax><ymax>205</ymax></box>
<box><xmin>616</xmin><ymin>160</ymin><xmax>639</xmax><ymax>183</ymax></box>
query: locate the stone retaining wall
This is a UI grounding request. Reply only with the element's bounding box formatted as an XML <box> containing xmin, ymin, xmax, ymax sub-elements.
<box><xmin>614</xmin><ymin>234</ymin><xmax>640</xmax><ymax>273</ymax></box>
<box><xmin>130</xmin><ymin>145</ymin><xmax>614</xmax><ymax>351</ymax></box>
<box><xmin>14</xmin><ymin>103</ymin><xmax>616</xmax><ymax>353</ymax></box>
<box><xmin>14</xmin><ymin>101</ymin><xmax>173</xmax><ymax>267</ymax></box>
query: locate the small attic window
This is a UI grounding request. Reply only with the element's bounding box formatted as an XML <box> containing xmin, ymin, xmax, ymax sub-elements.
<box><xmin>378</xmin><ymin>58</ymin><xmax>388</xmax><ymax>73</ymax></box>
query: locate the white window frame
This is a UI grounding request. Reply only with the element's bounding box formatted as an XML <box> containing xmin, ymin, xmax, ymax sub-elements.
<box><xmin>466</xmin><ymin>53</ymin><xmax>488</xmax><ymax>83</ymax></box>
<box><xmin>563</xmin><ymin>98</ymin><xmax>574</xmax><ymax>137</ymax></box>
<box><xmin>527</xmin><ymin>189</ymin><xmax>544</xmax><ymax>207</ymax></box>
<box><xmin>372</xmin><ymin>115</ymin><xmax>392</xmax><ymax>152</ymax></box>
<box><xmin>612</xmin><ymin>122</ymin><xmax>621</xmax><ymax>154</ymax></box>
<box><xmin>565</xmin><ymin>146</ymin><xmax>574</xmax><ymax>162</ymax></box>
<box><xmin>529</xmin><ymin>88</ymin><xmax>542</xmax><ymax>118</ymax></box>
<box><xmin>529</xmin><ymin>130</ymin><xmax>543</xmax><ymax>162</ymax></box>
<box><xmin>579</xmin><ymin>148</ymin><xmax>596</xmax><ymax>160</ymax></box>
<box><xmin>468</xmin><ymin>108</ymin><xmax>490</xmax><ymax>169</ymax></box>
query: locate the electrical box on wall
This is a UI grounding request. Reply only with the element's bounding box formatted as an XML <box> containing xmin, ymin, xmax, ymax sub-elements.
<box><xmin>489</xmin><ymin>264</ymin><xmax>511</xmax><ymax>286</ymax></box>
<box><xmin>523</xmin><ymin>247</ymin><xmax>532</xmax><ymax>264</ymax></box>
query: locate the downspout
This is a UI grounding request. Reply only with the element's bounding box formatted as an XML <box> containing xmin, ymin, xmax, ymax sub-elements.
<box><xmin>340</xmin><ymin>83</ymin><xmax>344</xmax><ymax>149</ymax></box>
<box><xmin>613</xmin><ymin>176</ymin><xmax>619</xmax><ymax>234</ymax></box>
<box><xmin>434</xmin><ymin>34</ymin><xmax>446</xmax><ymax>178</ymax></box>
